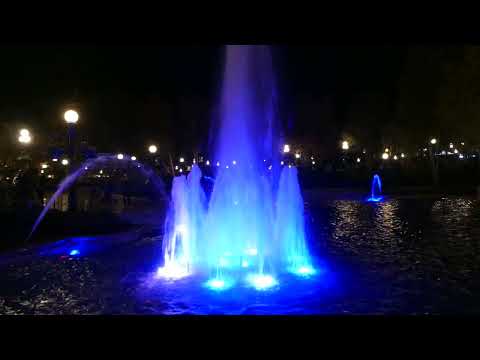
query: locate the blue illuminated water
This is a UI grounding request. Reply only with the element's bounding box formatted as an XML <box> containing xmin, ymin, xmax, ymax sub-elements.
<box><xmin>159</xmin><ymin>45</ymin><xmax>314</xmax><ymax>288</ymax></box>
<box><xmin>367</xmin><ymin>174</ymin><xmax>383</xmax><ymax>202</ymax></box>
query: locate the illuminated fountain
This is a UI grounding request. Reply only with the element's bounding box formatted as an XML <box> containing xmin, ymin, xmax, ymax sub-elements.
<box><xmin>158</xmin><ymin>45</ymin><xmax>314</xmax><ymax>290</ymax></box>
<box><xmin>367</xmin><ymin>174</ymin><xmax>383</xmax><ymax>202</ymax></box>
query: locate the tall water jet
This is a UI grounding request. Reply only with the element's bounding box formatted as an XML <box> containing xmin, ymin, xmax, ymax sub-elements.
<box><xmin>367</xmin><ymin>174</ymin><xmax>383</xmax><ymax>202</ymax></box>
<box><xmin>159</xmin><ymin>45</ymin><xmax>314</xmax><ymax>290</ymax></box>
<box><xmin>275</xmin><ymin>166</ymin><xmax>314</xmax><ymax>275</ymax></box>
<box><xmin>159</xmin><ymin>164</ymin><xmax>207</xmax><ymax>279</ymax></box>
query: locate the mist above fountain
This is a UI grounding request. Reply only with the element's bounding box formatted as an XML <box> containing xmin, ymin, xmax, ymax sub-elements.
<box><xmin>159</xmin><ymin>45</ymin><xmax>314</xmax><ymax>290</ymax></box>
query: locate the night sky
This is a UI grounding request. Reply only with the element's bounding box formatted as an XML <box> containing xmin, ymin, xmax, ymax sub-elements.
<box><xmin>0</xmin><ymin>45</ymin><xmax>458</xmax><ymax>158</ymax></box>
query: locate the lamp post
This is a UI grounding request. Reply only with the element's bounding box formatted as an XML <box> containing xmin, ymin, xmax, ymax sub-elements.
<box><xmin>429</xmin><ymin>137</ymin><xmax>439</xmax><ymax>187</ymax></box>
<box><xmin>64</xmin><ymin>109</ymin><xmax>79</xmax><ymax>211</ymax></box>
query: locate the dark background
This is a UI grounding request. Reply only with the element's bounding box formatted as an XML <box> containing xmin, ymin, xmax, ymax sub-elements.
<box><xmin>0</xmin><ymin>45</ymin><xmax>478</xmax><ymax>159</ymax></box>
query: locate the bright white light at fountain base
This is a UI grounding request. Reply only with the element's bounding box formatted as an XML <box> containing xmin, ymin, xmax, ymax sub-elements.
<box><xmin>216</xmin><ymin>162</ymin><xmax>220</xmax><ymax>167</ymax></box>
<box><xmin>232</xmin><ymin>160</ymin><xmax>236</xmax><ymax>165</ymax></box>
<box><xmin>283</xmin><ymin>144</ymin><xmax>290</xmax><ymax>153</ymax></box>
<box><xmin>148</xmin><ymin>145</ymin><xmax>157</xmax><ymax>154</ymax></box>
<box><xmin>247</xmin><ymin>274</ymin><xmax>278</xmax><ymax>291</ymax></box>
<box><xmin>179</xmin><ymin>157</ymin><xmax>185</xmax><ymax>163</ymax></box>
<box><xmin>430</xmin><ymin>138</ymin><xmax>437</xmax><ymax>145</ymax></box>
<box><xmin>295</xmin><ymin>153</ymin><xmax>301</xmax><ymax>159</ymax></box>
<box><xmin>156</xmin><ymin>264</ymin><xmax>190</xmax><ymax>280</ymax></box>
<box><xmin>449</xmin><ymin>143</ymin><xmax>454</xmax><ymax>149</ymax></box>
<box><xmin>401</xmin><ymin>153</ymin><xmax>405</xmax><ymax>158</ymax></box>
<box><xmin>292</xmin><ymin>266</ymin><xmax>316</xmax><ymax>277</ymax></box>
<box><xmin>382</xmin><ymin>153</ymin><xmax>389</xmax><ymax>160</ymax></box>
<box><xmin>393</xmin><ymin>155</ymin><xmax>398</xmax><ymax>160</ymax></box>
<box><xmin>341</xmin><ymin>141</ymin><xmax>349</xmax><ymax>150</ymax></box>
<box><xmin>206</xmin><ymin>160</ymin><xmax>210</xmax><ymax>166</ymax></box>
<box><xmin>356</xmin><ymin>158</ymin><xmax>361</xmax><ymax>163</ymax></box>
<box><xmin>268</xmin><ymin>165</ymin><xmax>272</xmax><ymax>170</ymax></box>
<box><xmin>280</xmin><ymin>161</ymin><xmax>284</xmax><ymax>165</ymax></box>
<box><xmin>52</xmin><ymin>158</ymin><xmax>58</xmax><ymax>162</ymax></box>
<box><xmin>312</xmin><ymin>161</ymin><xmax>316</xmax><ymax>165</ymax></box>
<box><xmin>131</xmin><ymin>156</ymin><xmax>137</xmax><ymax>161</ymax></box>
<box><xmin>61</xmin><ymin>159</ymin><xmax>69</xmax><ymax>166</ymax></box>
<box><xmin>175</xmin><ymin>165</ymin><xmax>179</xmax><ymax>170</ymax></box>
<box><xmin>179</xmin><ymin>169</ymin><xmax>183</xmax><ymax>173</ymax></box>
<box><xmin>117</xmin><ymin>154</ymin><xmax>124</xmax><ymax>160</ymax></box>
<box><xmin>64</xmin><ymin>110</ymin><xmax>79</xmax><ymax>124</ymax></box>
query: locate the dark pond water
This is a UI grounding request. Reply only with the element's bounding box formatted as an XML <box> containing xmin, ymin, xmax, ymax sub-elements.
<box><xmin>1</xmin><ymin>196</ymin><xmax>480</xmax><ymax>315</ymax></box>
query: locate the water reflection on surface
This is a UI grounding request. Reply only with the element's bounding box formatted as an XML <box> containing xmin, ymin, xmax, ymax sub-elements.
<box><xmin>1</xmin><ymin>196</ymin><xmax>480</xmax><ymax>314</ymax></box>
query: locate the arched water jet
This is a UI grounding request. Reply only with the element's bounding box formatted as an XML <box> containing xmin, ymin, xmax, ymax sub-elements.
<box><xmin>27</xmin><ymin>155</ymin><xmax>166</xmax><ymax>241</ymax></box>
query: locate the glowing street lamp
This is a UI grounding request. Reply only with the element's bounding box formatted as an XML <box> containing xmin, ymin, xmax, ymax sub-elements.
<box><xmin>341</xmin><ymin>141</ymin><xmax>349</xmax><ymax>150</ymax></box>
<box><xmin>382</xmin><ymin>153</ymin><xmax>389</xmax><ymax>160</ymax></box>
<box><xmin>18</xmin><ymin>129</ymin><xmax>32</xmax><ymax>144</ymax></box>
<box><xmin>430</xmin><ymin>138</ymin><xmax>437</xmax><ymax>145</ymax></box>
<box><xmin>148</xmin><ymin>145</ymin><xmax>157</xmax><ymax>154</ymax></box>
<box><xmin>61</xmin><ymin>159</ymin><xmax>69</xmax><ymax>166</ymax></box>
<box><xmin>117</xmin><ymin>153</ymin><xmax>124</xmax><ymax>160</ymax></box>
<box><xmin>64</xmin><ymin>110</ymin><xmax>79</xmax><ymax>124</ymax></box>
<box><xmin>356</xmin><ymin>158</ymin><xmax>361</xmax><ymax>163</ymax></box>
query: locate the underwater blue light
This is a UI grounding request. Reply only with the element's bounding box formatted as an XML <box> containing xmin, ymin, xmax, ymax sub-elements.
<box><xmin>241</xmin><ymin>260</ymin><xmax>249</xmax><ymax>268</ymax></box>
<box><xmin>367</xmin><ymin>197</ymin><xmax>383</xmax><ymax>203</ymax></box>
<box><xmin>205</xmin><ymin>278</ymin><xmax>233</xmax><ymax>291</ymax></box>
<box><xmin>69</xmin><ymin>249</ymin><xmax>80</xmax><ymax>256</ymax></box>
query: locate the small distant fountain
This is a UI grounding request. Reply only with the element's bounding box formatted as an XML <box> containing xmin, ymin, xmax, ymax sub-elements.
<box><xmin>157</xmin><ymin>45</ymin><xmax>315</xmax><ymax>290</ymax></box>
<box><xmin>367</xmin><ymin>174</ymin><xmax>383</xmax><ymax>202</ymax></box>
